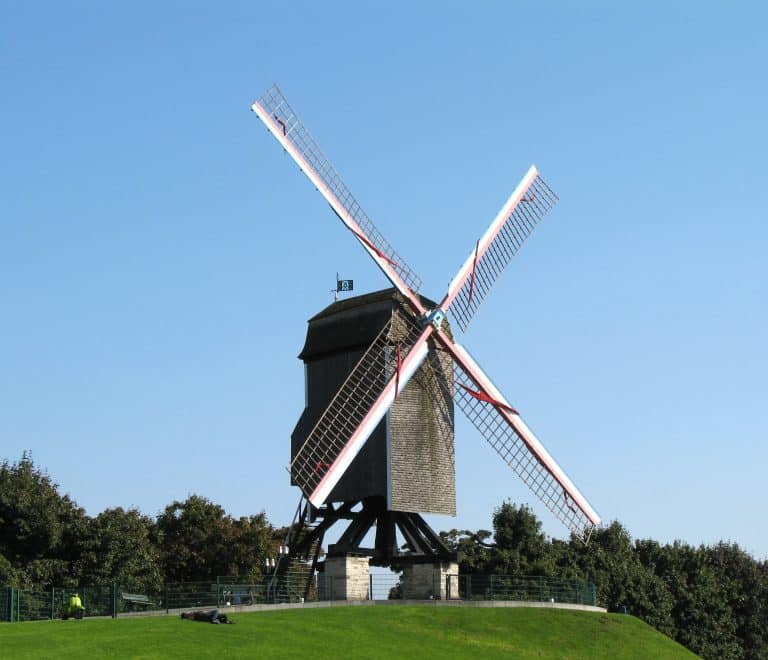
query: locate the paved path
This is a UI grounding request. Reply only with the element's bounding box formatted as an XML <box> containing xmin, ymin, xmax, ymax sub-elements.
<box><xmin>120</xmin><ymin>599</ymin><xmax>606</xmax><ymax>618</ymax></box>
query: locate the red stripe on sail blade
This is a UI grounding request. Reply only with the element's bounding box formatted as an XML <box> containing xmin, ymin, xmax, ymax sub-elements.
<box><xmin>459</xmin><ymin>383</ymin><xmax>518</xmax><ymax>414</ymax></box>
<box><xmin>564</xmin><ymin>489</ymin><xmax>579</xmax><ymax>513</ymax></box>
<box><xmin>352</xmin><ymin>229</ymin><xmax>399</xmax><ymax>267</ymax></box>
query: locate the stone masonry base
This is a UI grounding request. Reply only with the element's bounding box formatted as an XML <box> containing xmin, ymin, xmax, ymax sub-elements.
<box><xmin>324</xmin><ymin>555</ymin><xmax>370</xmax><ymax>601</ymax></box>
<box><xmin>401</xmin><ymin>561</ymin><xmax>459</xmax><ymax>600</ymax></box>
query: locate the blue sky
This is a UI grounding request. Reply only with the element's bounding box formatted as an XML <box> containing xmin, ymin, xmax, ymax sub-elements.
<box><xmin>2</xmin><ymin>2</ymin><xmax>766</xmax><ymax>557</ymax></box>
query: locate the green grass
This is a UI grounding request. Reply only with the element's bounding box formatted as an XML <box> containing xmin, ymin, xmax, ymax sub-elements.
<box><xmin>0</xmin><ymin>606</ymin><xmax>696</xmax><ymax>659</ymax></box>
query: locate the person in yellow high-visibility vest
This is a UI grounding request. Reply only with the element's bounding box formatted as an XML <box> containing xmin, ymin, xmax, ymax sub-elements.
<box><xmin>67</xmin><ymin>593</ymin><xmax>85</xmax><ymax>619</ymax></box>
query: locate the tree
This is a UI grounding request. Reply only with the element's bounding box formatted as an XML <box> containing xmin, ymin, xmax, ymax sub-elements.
<box><xmin>488</xmin><ymin>502</ymin><xmax>551</xmax><ymax>575</ymax></box>
<box><xmin>76</xmin><ymin>507</ymin><xmax>163</xmax><ymax>592</ymax></box>
<box><xmin>703</xmin><ymin>542</ymin><xmax>768</xmax><ymax>660</ymax></box>
<box><xmin>0</xmin><ymin>553</ymin><xmax>18</xmax><ymax>586</ymax></box>
<box><xmin>0</xmin><ymin>453</ymin><xmax>87</xmax><ymax>587</ymax></box>
<box><xmin>656</xmin><ymin>541</ymin><xmax>740</xmax><ymax>659</ymax></box>
<box><xmin>227</xmin><ymin>513</ymin><xmax>274</xmax><ymax>581</ymax></box>
<box><xmin>561</xmin><ymin>522</ymin><xmax>674</xmax><ymax>633</ymax></box>
<box><xmin>156</xmin><ymin>495</ymin><xmax>273</xmax><ymax>582</ymax></box>
<box><xmin>157</xmin><ymin>495</ymin><xmax>232</xmax><ymax>582</ymax></box>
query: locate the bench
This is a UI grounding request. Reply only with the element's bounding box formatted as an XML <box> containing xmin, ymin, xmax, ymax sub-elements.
<box><xmin>121</xmin><ymin>593</ymin><xmax>153</xmax><ymax>607</ymax></box>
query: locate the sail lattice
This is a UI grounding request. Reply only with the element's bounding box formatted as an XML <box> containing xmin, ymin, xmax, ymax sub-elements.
<box><xmin>450</xmin><ymin>175</ymin><xmax>558</xmax><ymax>332</ymax></box>
<box><xmin>290</xmin><ymin>313</ymin><xmax>423</xmax><ymax>499</ymax></box>
<box><xmin>256</xmin><ymin>85</ymin><xmax>422</xmax><ymax>294</ymax></box>
<box><xmin>453</xmin><ymin>367</ymin><xmax>595</xmax><ymax>543</ymax></box>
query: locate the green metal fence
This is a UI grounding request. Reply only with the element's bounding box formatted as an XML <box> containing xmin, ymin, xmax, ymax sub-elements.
<box><xmin>446</xmin><ymin>574</ymin><xmax>596</xmax><ymax>605</ymax></box>
<box><xmin>1</xmin><ymin>573</ymin><xmax>595</xmax><ymax>622</ymax></box>
<box><xmin>1</xmin><ymin>585</ymin><xmax>119</xmax><ymax>622</ymax></box>
<box><xmin>0</xmin><ymin>574</ymin><xmax>335</xmax><ymax>622</ymax></box>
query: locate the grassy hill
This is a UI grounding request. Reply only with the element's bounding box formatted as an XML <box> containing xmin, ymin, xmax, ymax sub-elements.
<box><xmin>0</xmin><ymin>605</ymin><xmax>696</xmax><ymax>659</ymax></box>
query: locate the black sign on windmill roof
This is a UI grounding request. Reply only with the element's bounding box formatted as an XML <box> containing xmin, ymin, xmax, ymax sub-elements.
<box><xmin>331</xmin><ymin>273</ymin><xmax>354</xmax><ymax>301</ymax></box>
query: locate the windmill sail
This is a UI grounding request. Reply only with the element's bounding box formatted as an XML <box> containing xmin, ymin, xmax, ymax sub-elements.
<box><xmin>252</xmin><ymin>85</ymin><xmax>424</xmax><ymax>311</ymax></box>
<box><xmin>436</xmin><ymin>333</ymin><xmax>600</xmax><ymax>542</ymax></box>
<box><xmin>442</xmin><ymin>167</ymin><xmax>558</xmax><ymax>332</ymax></box>
<box><xmin>253</xmin><ymin>84</ymin><xmax>601</xmax><ymax>543</ymax></box>
<box><xmin>291</xmin><ymin>314</ymin><xmax>431</xmax><ymax>507</ymax></box>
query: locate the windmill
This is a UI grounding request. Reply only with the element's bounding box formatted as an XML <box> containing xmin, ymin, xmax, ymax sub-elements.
<box><xmin>251</xmin><ymin>85</ymin><xmax>601</xmax><ymax>599</ymax></box>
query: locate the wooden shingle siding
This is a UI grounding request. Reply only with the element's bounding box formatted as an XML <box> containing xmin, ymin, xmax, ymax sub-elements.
<box><xmin>292</xmin><ymin>289</ymin><xmax>456</xmax><ymax>515</ymax></box>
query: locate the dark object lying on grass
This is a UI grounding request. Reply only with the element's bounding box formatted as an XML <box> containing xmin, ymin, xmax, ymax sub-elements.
<box><xmin>180</xmin><ymin>609</ymin><xmax>234</xmax><ymax>624</ymax></box>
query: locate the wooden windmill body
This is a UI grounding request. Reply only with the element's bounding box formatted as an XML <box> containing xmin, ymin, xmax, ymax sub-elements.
<box><xmin>293</xmin><ymin>289</ymin><xmax>455</xmax><ymax>515</ymax></box>
<box><xmin>291</xmin><ymin>289</ymin><xmax>457</xmax><ymax>566</ymax></box>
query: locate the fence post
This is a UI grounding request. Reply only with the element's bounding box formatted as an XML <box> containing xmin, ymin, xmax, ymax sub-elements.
<box><xmin>112</xmin><ymin>582</ymin><xmax>117</xmax><ymax>619</ymax></box>
<box><xmin>489</xmin><ymin>575</ymin><xmax>494</xmax><ymax>600</ymax></box>
<box><xmin>369</xmin><ymin>573</ymin><xmax>373</xmax><ymax>600</ymax></box>
<box><xmin>164</xmin><ymin>584</ymin><xmax>169</xmax><ymax>613</ymax></box>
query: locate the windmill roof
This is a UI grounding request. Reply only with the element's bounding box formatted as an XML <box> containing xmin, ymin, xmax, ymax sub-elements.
<box><xmin>298</xmin><ymin>288</ymin><xmax>439</xmax><ymax>360</ymax></box>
